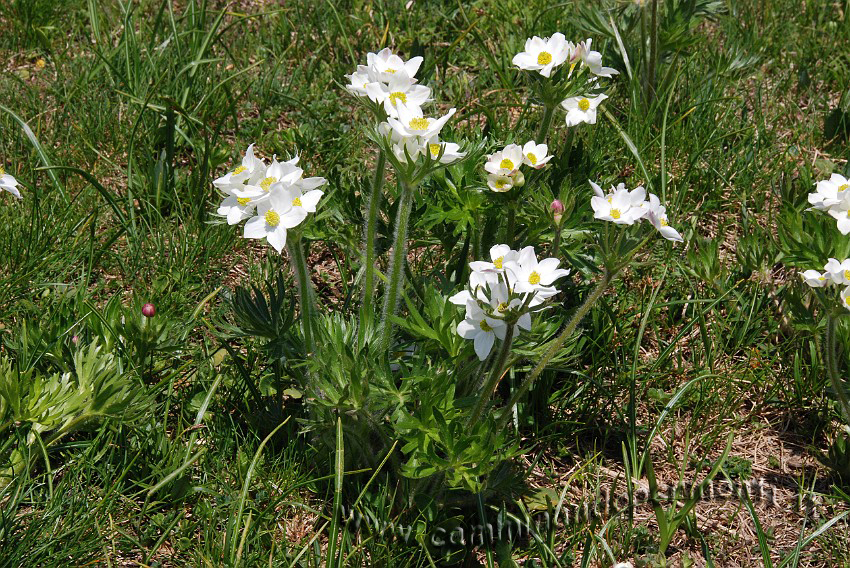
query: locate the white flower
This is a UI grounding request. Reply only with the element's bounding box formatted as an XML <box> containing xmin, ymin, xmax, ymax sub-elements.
<box><xmin>487</xmin><ymin>173</ymin><xmax>516</xmax><ymax>192</ymax></box>
<box><xmin>512</xmin><ymin>33</ymin><xmax>573</xmax><ymax>78</ymax></box>
<box><xmin>572</xmin><ymin>38</ymin><xmax>619</xmax><ymax>77</ymax></box>
<box><xmin>230</xmin><ymin>155</ymin><xmax>301</xmax><ymax>204</ymax></box>
<box><xmin>345</xmin><ymin>66</ymin><xmax>373</xmax><ymax>96</ymax></box>
<box><xmin>425</xmin><ymin>137</ymin><xmax>465</xmax><ymax>164</ymax></box>
<box><xmin>842</xmin><ymin>287</ymin><xmax>850</xmax><ymax>311</ymax></box>
<box><xmin>505</xmin><ymin>245</ymin><xmax>570</xmax><ymax>298</ymax></box>
<box><xmin>213</xmin><ymin>144</ymin><xmax>265</xmax><ymax>191</ymax></box>
<box><xmin>590</xmin><ymin>184</ymin><xmax>647</xmax><ymax>225</ymax></box>
<box><xmin>808</xmin><ymin>173</ymin><xmax>850</xmax><ymax>211</ymax></box>
<box><xmin>242</xmin><ymin>192</ymin><xmax>292</xmax><ymax>253</ymax></box>
<box><xmin>0</xmin><ymin>166</ymin><xmax>21</xmax><ymax>198</ymax></box>
<box><xmin>801</xmin><ymin>269</ymin><xmax>829</xmax><ymax>288</ymax></box>
<box><xmin>612</xmin><ymin>563</ymin><xmax>634</xmax><ymax>568</ymax></box>
<box><xmin>562</xmin><ymin>94</ymin><xmax>608</xmax><ymax>127</ymax></box>
<box><xmin>645</xmin><ymin>193</ymin><xmax>683</xmax><ymax>242</ymax></box>
<box><xmin>469</xmin><ymin>244</ymin><xmax>520</xmax><ymax>274</ymax></box>
<box><xmin>521</xmin><ymin>141</ymin><xmax>551</xmax><ymax>169</ymax></box>
<box><xmin>367</xmin><ymin>48</ymin><xmax>424</xmax><ymax>82</ymax></box>
<box><xmin>387</xmin><ymin>104</ymin><xmax>456</xmax><ymax>140</ymax></box>
<box><xmin>364</xmin><ymin>71</ymin><xmax>432</xmax><ymax>117</ymax></box>
<box><xmin>824</xmin><ymin>258</ymin><xmax>850</xmax><ymax>285</ymax></box>
<box><xmin>485</xmin><ymin>144</ymin><xmax>524</xmax><ymax>175</ymax></box>
<box><xmin>457</xmin><ymin>299</ymin><xmax>507</xmax><ymax>360</ymax></box>
<box><xmin>827</xmin><ymin>195</ymin><xmax>850</xmax><ymax>235</ymax></box>
<box><xmin>272</xmin><ymin>181</ymin><xmax>325</xmax><ymax>229</ymax></box>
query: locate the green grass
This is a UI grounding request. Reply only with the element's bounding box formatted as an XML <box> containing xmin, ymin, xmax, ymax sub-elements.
<box><xmin>1</xmin><ymin>0</ymin><xmax>850</xmax><ymax>566</ymax></box>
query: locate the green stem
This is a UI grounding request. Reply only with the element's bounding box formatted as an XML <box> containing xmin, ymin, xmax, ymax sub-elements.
<box><xmin>551</xmin><ymin>219</ymin><xmax>563</xmax><ymax>257</ymax></box>
<box><xmin>825</xmin><ymin>314</ymin><xmax>850</xmax><ymax>423</ymax></box>
<box><xmin>536</xmin><ymin>103</ymin><xmax>556</xmax><ymax>144</ymax></box>
<box><xmin>359</xmin><ymin>149</ymin><xmax>387</xmax><ymax>344</ymax></box>
<box><xmin>504</xmin><ymin>199</ymin><xmax>517</xmax><ymax>247</ymax></box>
<box><xmin>496</xmin><ymin>271</ymin><xmax>612</xmax><ymax>431</ymax></box>
<box><xmin>288</xmin><ymin>235</ymin><xmax>315</xmax><ymax>354</ymax></box>
<box><xmin>468</xmin><ymin>325</ymin><xmax>515</xmax><ymax>429</ymax></box>
<box><xmin>380</xmin><ymin>180</ymin><xmax>416</xmax><ymax>353</ymax></box>
<box><xmin>647</xmin><ymin>0</ymin><xmax>658</xmax><ymax>106</ymax></box>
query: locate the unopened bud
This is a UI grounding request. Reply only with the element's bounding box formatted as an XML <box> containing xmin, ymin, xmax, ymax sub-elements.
<box><xmin>142</xmin><ymin>303</ymin><xmax>156</xmax><ymax>318</ymax></box>
<box><xmin>551</xmin><ymin>199</ymin><xmax>565</xmax><ymax>223</ymax></box>
<box><xmin>512</xmin><ymin>170</ymin><xmax>525</xmax><ymax>188</ymax></box>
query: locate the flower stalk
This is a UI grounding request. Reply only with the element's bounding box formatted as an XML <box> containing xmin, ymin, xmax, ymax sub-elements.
<box><xmin>467</xmin><ymin>325</ymin><xmax>515</xmax><ymax>428</ymax></box>
<box><xmin>380</xmin><ymin>179</ymin><xmax>416</xmax><ymax>352</ymax></box>
<box><xmin>496</xmin><ymin>270</ymin><xmax>612</xmax><ymax>431</ymax></box>
<box><xmin>825</xmin><ymin>314</ymin><xmax>850</xmax><ymax>423</ymax></box>
<box><xmin>359</xmin><ymin>149</ymin><xmax>387</xmax><ymax>344</ymax></box>
<box><xmin>288</xmin><ymin>233</ymin><xmax>316</xmax><ymax>353</ymax></box>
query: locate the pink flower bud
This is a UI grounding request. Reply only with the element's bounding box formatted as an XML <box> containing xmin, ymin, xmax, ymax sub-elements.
<box><xmin>551</xmin><ymin>199</ymin><xmax>565</xmax><ymax>223</ymax></box>
<box><xmin>71</xmin><ymin>335</ymin><xmax>79</xmax><ymax>345</ymax></box>
<box><xmin>142</xmin><ymin>303</ymin><xmax>156</xmax><ymax>317</ymax></box>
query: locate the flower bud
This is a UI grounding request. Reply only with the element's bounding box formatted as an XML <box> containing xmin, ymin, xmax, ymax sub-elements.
<box><xmin>551</xmin><ymin>199</ymin><xmax>565</xmax><ymax>223</ymax></box>
<box><xmin>142</xmin><ymin>303</ymin><xmax>156</xmax><ymax>318</ymax></box>
<box><xmin>512</xmin><ymin>170</ymin><xmax>525</xmax><ymax>188</ymax></box>
<box><xmin>71</xmin><ymin>335</ymin><xmax>79</xmax><ymax>345</ymax></box>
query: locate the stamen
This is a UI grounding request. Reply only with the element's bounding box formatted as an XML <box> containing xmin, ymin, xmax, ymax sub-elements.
<box><xmin>578</xmin><ymin>98</ymin><xmax>591</xmax><ymax>111</ymax></box>
<box><xmin>265</xmin><ymin>210</ymin><xmax>280</xmax><ymax>227</ymax></box>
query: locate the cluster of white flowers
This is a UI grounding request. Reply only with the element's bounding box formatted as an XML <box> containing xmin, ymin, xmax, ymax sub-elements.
<box><xmin>589</xmin><ymin>181</ymin><xmax>683</xmax><ymax>242</ymax></box>
<box><xmin>450</xmin><ymin>245</ymin><xmax>570</xmax><ymax>360</ymax></box>
<box><xmin>346</xmin><ymin>48</ymin><xmax>464</xmax><ymax>166</ymax></box>
<box><xmin>808</xmin><ymin>173</ymin><xmax>850</xmax><ymax>234</ymax></box>
<box><xmin>801</xmin><ymin>259</ymin><xmax>850</xmax><ymax>311</ymax></box>
<box><xmin>484</xmin><ymin>141</ymin><xmax>551</xmax><ymax>192</ymax></box>
<box><xmin>214</xmin><ymin>144</ymin><xmax>326</xmax><ymax>253</ymax></box>
<box><xmin>513</xmin><ymin>34</ymin><xmax>617</xmax><ymax>127</ymax></box>
<box><xmin>0</xmin><ymin>166</ymin><xmax>21</xmax><ymax>199</ymax></box>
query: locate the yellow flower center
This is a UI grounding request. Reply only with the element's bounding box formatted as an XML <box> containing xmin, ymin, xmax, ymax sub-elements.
<box><xmin>844</xmin><ymin>270</ymin><xmax>850</xmax><ymax>281</ymax></box>
<box><xmin>237</xmin><ymin>197</ymin><xmax>251</xmax><ymax>206</ymax></box>
<box><xmin>429</xmin><ymin>143</ymin><xmax>441</xmax><ymax>156</ymax></box>
<box><xmin>660</xmin><ymin>219</ymin><xmax>669</xmax><ymax>227</ymax></box>
<box><xmin>528</xmin><ymin>271</ymin><xmax>541</xmax><ymax>285</ymax></box>
<box><xmin>840</xmin><ymin>184</ymin><xmax>849</xmax><ymax>192</ymax></box>
<box><xmin>264</xmin><ymin>210</ymin><xmax>280</xmax><ymax>227</ymax></box>
<box><xmin>292</xmin><ymin>197</ymin><xmax>302</xmax><ymax>207</ymax></box>
<box><xmin>409</xmin><ymin>117</ymin><xmax>429</xmax><ymax>131</ymax></box>
<box><xmin>0</xmin><ymin>166</ymin><xmax>5</xmax><ymax>176</ymax></box>
<box><xmin>385</xmin><ymin>68</ymin><xmax>397</xmax><ymax>74</ymax></box>
<box><xmin>607</xmin><ymin>196</ymin><xmax>613</xmax><ymax>203</ymax></box>
<box><xmin>846</xmin><ymin>296</ymin><xmax>850</xmax><ymax>306</ymax></box>
<box><xmin>610</xmin><ymin>209</ymin><xmax>622</xmax><ymax>219</ymax></box>
<box><xmin>494</xmin><ymin>179</ymin><xmax>507</xmax><ymax>189</ymax></box>
<box><xmin>527</xmin><ymin>153</ymin><xmax>537</xmax><ymax>165</ymax></box>
<box><xmin>35</xmin><ymin>59</ymin><xmax>45</xmax><ymax>69</ymax></box>
<box><xmin>537</xmin><ymin>51</ymin><xmax>552</xmax><ymax>65</ymax></box>
<box><xmin>499</xmin><ymin>158</ymin><xmax>514</xmax><ymax>170</ymax></box>
<box><xmin>578</xmin><ymin>98</ymin><xmax>591</xmax><ymax>111</ymax></box>
<box><xmin>497</xmin><ymin>302</ymin><xmax>509</xmax><ymax>313</ymax></box>
<box><xmin>232</xmin><ymin>165</ymin><xmax>247</xmax><ymax>176</ymax></box>
<box><xmin>260</xmin><ymin>176</ymin><xmax>277</xmax><ymax>191</ymax></box>
<box><xmin>479</xmin><ymin>320</ymin><xmax>493</xmax><ymax>332</ymax></box>
<box><xmin>388</xmin><ymin>91</ymin><xmax>407</xmax><ymax>105</ymax></box>
<box><xmin>493</xmin><ymin>256</ymin><xmax>504</xmax><ymax>269</ymax></box>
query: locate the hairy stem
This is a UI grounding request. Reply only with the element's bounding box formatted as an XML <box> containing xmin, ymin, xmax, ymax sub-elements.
<box><xmin>497</xmin><ymin>271</ymin><xmax>612</xmax><ymax>431</ymax></box>
<box><xmin>468</xmin><ymin>325</ymin><xmax>515</xmax><ymax>429</ymax></box>
<box><xmin>536</xmin><ymin>103</ymin><xmax>556</xmax><ymax>144</ymax></box>
<box><xmin>359</xmin><ymin>149</ymin><xmax>387</xmax><ymax>344</ymax></box>
<box><xmin>825</xmin><ymin>315</ymin><xmax>850</xmax><ymax>423</ymax></box>
<box><xmin>288</xmin><ymin>235</ymin><xmax>315</xmax><ymax>353</ymax></box>
<box><xmin>380</xmin><ymin>180</ymin><xmax>416</xmax><ymax>353</ymax></box>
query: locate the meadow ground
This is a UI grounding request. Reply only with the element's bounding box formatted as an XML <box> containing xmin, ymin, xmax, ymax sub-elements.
<box><xmin>1</xmin><ymin>0</ymin><xmax>850</xmax><ymax>566</ymax></box>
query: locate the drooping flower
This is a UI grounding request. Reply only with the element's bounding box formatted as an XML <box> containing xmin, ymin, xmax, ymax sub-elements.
<box><xmin>512</xmin><ymin>33</ymin><xmax>573</xmax><ymax>78</ymax></box>
<box><xmin>824</xmin><ymin>258</ymin><xmax>850</xmax><ymax>285</ymax></box>
<box><xmin>807</xmin><ymin>173</ymin><xmax>849</xmax><ymax>211</ymax></box>
<box><xmin>562</xmin><ymin>94</ymin><xmax>608</xmax><ymax>127</ymax></box>
<box><xmin>644</xmin><ymin>193</ymin><xmax>684</xmax><ymax>242</ymax></box>
<box><xmin>800</xmin><ymin>269</ymin><xmax>829</xmax><ymax>288</ymax></box>
<box><xmin>0</xmin><ymin>166</ymin><xmax>21</xmax><ymax>198</ymax></box>
<box><xmin>521</xmin><ymin>141</ymin><xmax>552</xmax><ymax>169</ymax></box>
<box><xmin>456</xmin><ymin>299</ymin><xmax>508</xmax><ymax>360</ymax></box>
<box><xmin>572</xmin><ymin>38</ymin><xmax>619</xmax><ymax>77</ymax></box>
<box><xmin>590</xmin><ymin>184</ymin><xmax>647</xmax><ymax>225</ymax></box>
